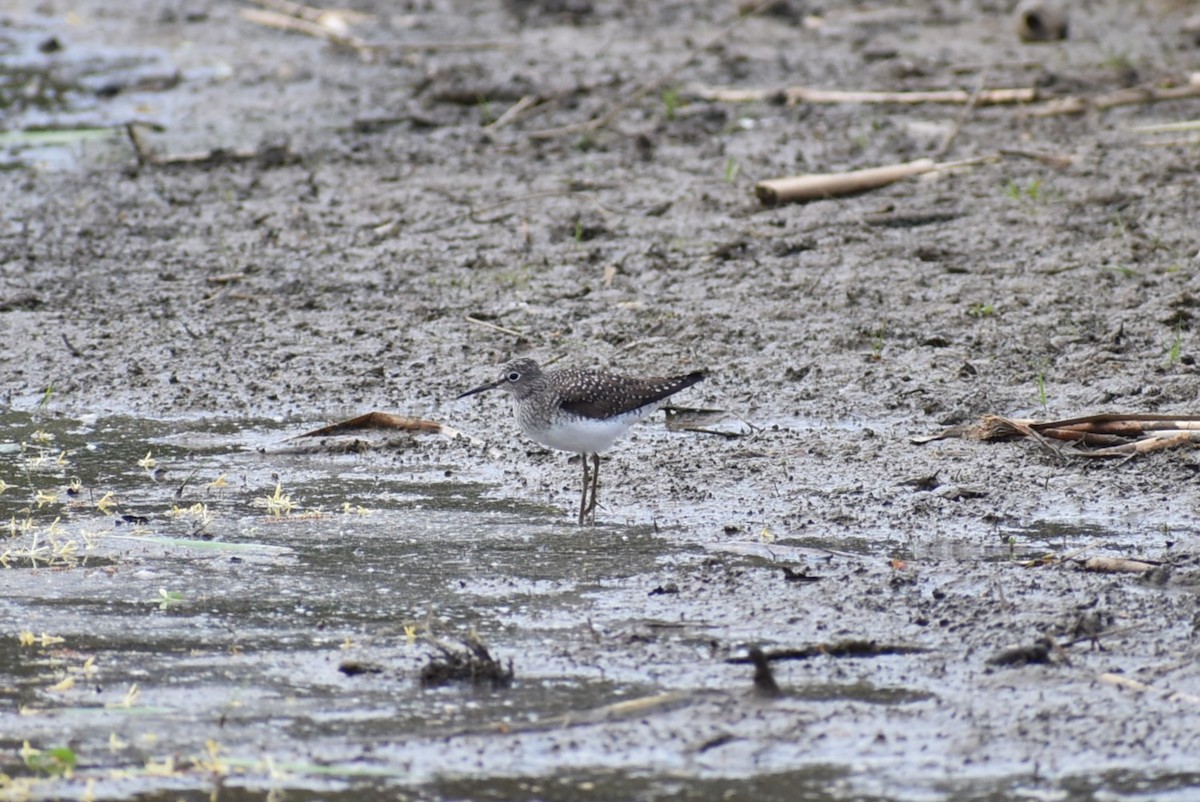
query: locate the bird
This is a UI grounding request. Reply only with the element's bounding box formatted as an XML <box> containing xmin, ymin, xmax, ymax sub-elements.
<box><xmin>457</xmin><ymin>357</ymin><xmax>706</xmax><ymax>524</ymax></box>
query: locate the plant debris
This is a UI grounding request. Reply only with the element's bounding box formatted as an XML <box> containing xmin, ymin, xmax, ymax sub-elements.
<box><xmin>917</xmin><ymin>413</ymin><xmax>1200</xmax><ymax>459</ymax></box>
<box><xmin>420</xmin><ymin>636</ymin><xmax>514</xmax><ymax>689</ymax></box>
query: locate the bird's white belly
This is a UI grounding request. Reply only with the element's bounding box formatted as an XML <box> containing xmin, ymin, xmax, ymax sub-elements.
<box><xmin>521</xmin><ymin>406</ymin><xmax>656</xmax><ymax>454</ymax></box>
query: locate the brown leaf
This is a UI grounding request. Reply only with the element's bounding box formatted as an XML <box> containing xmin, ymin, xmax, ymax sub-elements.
<box><xmin>295</xmin><ymin>412</ymin><xmax>443</xmax><ymax>439</ymax></box>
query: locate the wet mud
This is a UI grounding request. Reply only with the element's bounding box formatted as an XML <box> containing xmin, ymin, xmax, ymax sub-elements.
<box><xmin>2</xmin><ymin>0</ymin><xmax>1200</xmax><ymax>799</ymax></box>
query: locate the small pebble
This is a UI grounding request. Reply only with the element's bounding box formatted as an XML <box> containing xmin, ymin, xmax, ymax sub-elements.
<box><xmin>1014</xmin><ymin>0</ymin><xmax>1069</xmax><ymax>42</ymax></box>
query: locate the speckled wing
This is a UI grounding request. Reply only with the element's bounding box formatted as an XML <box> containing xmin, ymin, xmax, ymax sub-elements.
<box><xmin>557</xmin><ymin>370</ymin><xmax>706</xmax><ymax>420</ymax></box>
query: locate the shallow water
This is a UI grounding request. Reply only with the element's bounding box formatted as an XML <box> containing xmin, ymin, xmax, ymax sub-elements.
<box><xmin>0</xmin><ymin>411</ymin><xmax>713</xmax><ymax>799</ymax></box>
<box><xmin>3</xmin><ymin>410</ymin><xmax>1198</xmax><ymax>800</ymax></box>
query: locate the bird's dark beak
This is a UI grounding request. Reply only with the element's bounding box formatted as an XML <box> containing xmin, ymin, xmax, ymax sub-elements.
<box><xmin>456</xmin><ymin>377</ymin><xmax>504</xmax><ymax>400</ymax></box>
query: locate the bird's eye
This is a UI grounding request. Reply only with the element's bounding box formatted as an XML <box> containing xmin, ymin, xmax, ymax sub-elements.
<box><xmin>507</xmin><ymin>371</ymin><xmax>520</xmax><ymax>382</ymax></box>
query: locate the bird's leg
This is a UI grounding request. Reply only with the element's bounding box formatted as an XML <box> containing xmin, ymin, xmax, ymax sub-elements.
<box><xmin>584</xmin><ymin>453</ymin><xmax>601</xmax><ymax>524</ymax></box>
<box><xmin>578</xmin><ymin>455</ymin><xmax>590</xmax><ymax>526</ymax></box>
<box><xmin>576</xmin><ymin>453</ymin><xmax>602</xmax><ymax>525</ymax></box>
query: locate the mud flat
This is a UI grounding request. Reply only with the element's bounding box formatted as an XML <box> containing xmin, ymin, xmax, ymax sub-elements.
<box><xmin>2</xmin><ymin>1</ymin><xmax>1199</xmax><ymax>799</ymax></box>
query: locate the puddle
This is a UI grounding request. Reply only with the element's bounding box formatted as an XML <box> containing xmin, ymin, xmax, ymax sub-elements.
<box><xmin>0</xmin><ymin>13</ymin><xmax>181</xmax><ymax>169</ymax></box>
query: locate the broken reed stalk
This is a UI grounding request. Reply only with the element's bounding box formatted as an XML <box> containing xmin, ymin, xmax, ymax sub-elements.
<box><xmin>934</xmin><ymin>413</ymin><xmax>1200</xmax><ymax>460</ymax></box>
<box><xmin>755</xmin><ymin>158</ymin><xmax>934</xmax><ymax>204</ymax></box>
<box><xmin>1130</xmin><ymin>120</ymin><xmax>1200</xmax><ymax>134</ymax></box>
<box><xmin>1080</xmin><ymin>556</ymin><xmax>1158</xmax><ymax>574</ymax></box>
<box><xmin>972</xmin><ymin>414</ymin><xmax>1200</xmax><ymax>438</ymax></box>
<box><xmin>1087</xmin><ymin>432</ymin><xmax>1196</xmax><ymax>458</ymax></box>
<box><xmin>1037</xmin><ymin>415</ymin><xmax>1200</xmax><ymax>434</ymax></box>
<box><xmin>240</xmin><ymin>6</ymin><xmax>508</xmax><ymax>55</ymax></box>
<box><xmin>1026</xmin><ymin>73</ymin><xmax>1200</xmax><ymax>117</ymax></box>
<box><xmin>238</xmin><ymin>8</ymin><xmax>370</xmax><ymax>50</ymax></box>
<box><xmin>754</xmin><ymin>157</ymin><xmax>1005</xmax><ymax>205</ymax></box>
<box><xmin>690</xmin><ymin>71</ymin><xmax>1200</xmax><ymax>116</ymax></box>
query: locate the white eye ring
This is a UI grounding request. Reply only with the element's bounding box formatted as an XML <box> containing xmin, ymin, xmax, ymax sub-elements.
<box><xmin>507</xmin><ymin>371</ymin><xmax>520</xmax><ymax>382</ymax></box>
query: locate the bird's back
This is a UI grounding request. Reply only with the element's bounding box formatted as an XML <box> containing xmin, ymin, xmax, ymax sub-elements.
<box><xmin>516</xmin><ymin>366</ymin><xmax>705</xmax><ymax>454</ymax></box>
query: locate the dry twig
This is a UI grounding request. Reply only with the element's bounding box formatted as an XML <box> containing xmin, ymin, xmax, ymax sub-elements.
<box><xmin>444</xmin><ymin>691</ymin><xmax>704</xmax><ymax>738</ymax></box>
<box><xmin>1098</xmin><ymin>672</ymin><xmax>1200</xmax><ymax>705</ymax></box>
<box><xmin>935</xmin><ymin>72</ymin><xmax>989</xmax><ymax>158</ymax></box>
<box><xmin>249</xmin><ymin>0</ymin><xmax>372</xmax><ymax>29</ymax></box>
<box><xmin>464</xmin><ymin>315</ymin><xmax>526</xmax><ymax>340</ymax></box>
<box><xmin>997</xmin><ymin>147</ymin><xmax>1075</xmax><ymax>169</ymax></box>
<box><xmin>485</xmin><ymin>95</ymin><xmax>541</xmax><ymax>132</ymax></box>
<box><xmin>687</xmin><ymin>84</ymin><xmax>1037</xmax><ymax>106</ymax></box>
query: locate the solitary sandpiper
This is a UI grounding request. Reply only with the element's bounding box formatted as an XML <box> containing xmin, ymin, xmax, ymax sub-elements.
<box><xmin>457</xmin><ymin>357</ymin><xmax>706</xmax><ymax>524</ymax></box>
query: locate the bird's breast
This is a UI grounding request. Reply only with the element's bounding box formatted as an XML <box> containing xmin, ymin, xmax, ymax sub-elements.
<box><xmin>520</xmin><ymin>405</ymin><xmax>658</xmax><ymax>454</ymax></box>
